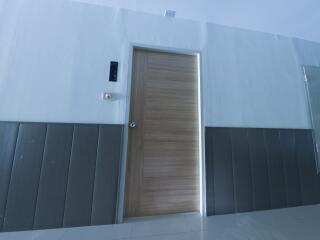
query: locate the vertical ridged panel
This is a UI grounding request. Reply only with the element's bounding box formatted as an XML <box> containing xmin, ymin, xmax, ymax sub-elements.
<box><xmin>3</xmin><ymin>123</ymin><xmax>47</xmax><ymax>232</ymax></box>
<box><xmin>296</xmin><ymin>130</ymin><xmax>318</xmax><ymax>205</ymax></box>
<box><xmin>0</xmin><ymin>122</ymin><xmax>122</xmax><ymax>232</ymax></box>
<box><xmin>212</xmin><ymin>128</ymin><xmax>235</xmax><ymax>214</ymax></box>
<box><xmin>230</xmin><ymin>128</ymin><xmax>253</xmax><ymax>212</ymax></box>
<box><xmin>246</xmin><ymin>129</ymin><xmax>271</xmax><ymax>211</ymax></box>
<box><xmin>205</xmin><ymin>128</ymin><xmax>215</xmax><ymax>216</ymax></box>
<box><xmin>279</xmin><ymin>130</ymin><xmax>301</xmax><ymax>207</ymax></box>
<box><xmin>33</xmin><ymin>124</ymin><xmax>74</xmax><ymax>229</ymax></box>
<box><xmin>0</xmin><ymin>123</ymin><xmax>19</xmax><ymax>230</ymax></box>
<box><xmin>205</xmin><ymin>127</ymin><xmax>319</xmax><ymax>216</ymax></box>
<box><xmin>63</xmin><ymin>124</ymin><xmax>99</xmax><ymax>227</ymax></box>
<box><xmin>91</xmin><ymin>125</ymin><xmax>122</xmax><ymax>225</ymax></box>
<box><xmin>264</xmin><ymin>129</ymin><xmax>287</xmax><ymax>209</ymax></box>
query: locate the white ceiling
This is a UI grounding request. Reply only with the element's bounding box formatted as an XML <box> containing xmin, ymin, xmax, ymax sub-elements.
<box><xmin>76</xmin><ymin>0</ymin><xmax>320</xmax><ymax>43</ymax></box>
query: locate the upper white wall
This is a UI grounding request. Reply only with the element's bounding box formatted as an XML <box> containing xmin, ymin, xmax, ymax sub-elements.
<box><xmin>75</xmin><ymin>0</ymin><xmax>320</xmax><ymax>43</ymax></box>
<box><xmin>203</xmin><ymin>24</ymin><xmax>310</xmax><ymax>128</ymax></box>
<box><xmin>0</xmin><ymin>0</ymin><xmax>126</xmax><ymax>124</ymax></box>
<box><xmin>0</xmin><ymin>0</ymin><xmax>205</xmax><ymax>124</ymax></box>
<box><xmin>0</xmin><ymin>0</ymin><xmax>318</xmax><ymax>128</ymax></box>
<box><xmin>293</xmin><ymin>38</ymin><xmax>320</xmax><ymax>67</ymax></box>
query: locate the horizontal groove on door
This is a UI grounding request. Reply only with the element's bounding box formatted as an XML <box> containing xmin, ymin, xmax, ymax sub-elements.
<box><xmin>205</xmin><ymin>127</ymin><xmax>320</xmax><ymax>216</ymax></box>
<box><xmin>0</xmin><ymin>121</ymin><xmax>123</xmax><ymax>232</ymax></box>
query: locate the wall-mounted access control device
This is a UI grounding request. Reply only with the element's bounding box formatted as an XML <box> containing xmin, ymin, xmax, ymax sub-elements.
<box><xmin>109</xmin><ymin>61</ymin><xmax>118</xmax><ymax>82</ymax></box>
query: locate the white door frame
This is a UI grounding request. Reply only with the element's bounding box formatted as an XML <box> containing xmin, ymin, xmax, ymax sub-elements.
<box><xmin>116</xmin><ymin>43</ymin><xmax>206</xmax><ymax>223</ymax></box>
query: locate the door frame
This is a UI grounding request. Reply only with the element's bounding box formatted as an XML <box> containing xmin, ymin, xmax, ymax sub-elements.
<box><xmin>116</xmin><ymin>43</ymin><xmax>206</xmax><ymax>223</ymax></box>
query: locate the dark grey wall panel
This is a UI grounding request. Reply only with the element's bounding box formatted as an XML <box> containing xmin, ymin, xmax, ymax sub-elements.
<box><xmin>211</xmin><ymin>128</ymin><xmax>235</xmax><ymax>214</ymax></box>
<box><xmin>230</xmin><ymin>128</ymin><xmax>253</xmax><ymax>213</ymax></box>
<box><xmin>3</xmin><ymin>123</ymin><xmax>47</xmax><ymax>232</ymax></box>
<box><xmin>264</xmin><ymin>130</ymin><xmax>287</xmax><ymax>209</ymax></box>
<box><xmin>296</xmin><ymin>130</ymin><xmax>318</xmax><ymax>205</ymax></box>
<box><xmin>63</xmin><ymin>124</ymin><xmax>99</xmax><ymax>227</ymax></box>
<box><xmin>33</xmin><ymin>124</ymin><xmax>74</xmax><ymax>229</ymax></box>
<box><xmin>205</xmin><ymin>128</ymin><xmax>215</xmax><ymax>216</ymax></box>
<box><xmin>0</xmin><ymin>123</ymin><xmax>19</xmax><ymax>230</ymax></box>
<box><xmin>91</xmin><ymin>125</ymin><xmax>122</xmax><ymax>225</ymax></box>
<box><xmin>0</xmin><ymin>121</ymin><xmax>122</xmax><ymax>232</ymax></box>
<box><xmin>247</xmin><ymin>129</ymin><xmax>271</xmax><ymax>211</ymax></box>
<box><xmin>279</xmin><ymin>130</ymin><xmax>301</xmax><ymax>207</ymax></box>
<box><xmin>206</xmin><ymin>127</ymin><xmax>320</xmax><ymax>216</ymax></box>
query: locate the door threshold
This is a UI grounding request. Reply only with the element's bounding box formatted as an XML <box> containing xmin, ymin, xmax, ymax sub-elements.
<box><xmin>123</xmin><ymin>212</ymin><xmax>201</xmax><ymax>223</ymax></box>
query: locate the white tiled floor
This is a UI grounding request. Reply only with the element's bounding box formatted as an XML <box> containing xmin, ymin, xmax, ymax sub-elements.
<box><xmin>1</xmin><ymin>205</ymin><xmax>320</xmax><ymax>239</ymax></box>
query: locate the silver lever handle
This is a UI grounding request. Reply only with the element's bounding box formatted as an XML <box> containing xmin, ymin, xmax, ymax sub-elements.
<box><xmin>129</xmin><ymin>122</ymin><xmax>137</xmax><ymax>128</ymax></box>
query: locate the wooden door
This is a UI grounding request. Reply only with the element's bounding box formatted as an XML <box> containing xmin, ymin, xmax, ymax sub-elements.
<box><xmin>125</xmin><ymin>49</ymin><xmax>199</xmax><ymax>217</ymax></box>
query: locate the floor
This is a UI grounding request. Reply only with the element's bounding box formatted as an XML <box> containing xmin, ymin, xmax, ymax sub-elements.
<box><xmin>0</xmin><ymin>204</ymin><xmax>320</xmax><ymax>240</ymax></box>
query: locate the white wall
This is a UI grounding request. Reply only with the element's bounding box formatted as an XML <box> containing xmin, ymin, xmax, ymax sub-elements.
<box><xmin>293</xmin><ymin>38</ymin><xmax>320</xmax><ymax>67</ymax></box>
<box><xmin>0</xmin><ymin>0</ymin><xmax>127</xmax><ymax>124</ymax></box>
<box><xmin>0</xmin><ymin>0</ymin><xmax>319</xmax><ymax>128</ymax></box>
<box><xmin>204</xmin><ymin>24</ymin><xmax>310</xmax><ymax>128</ymax></box>
<box><xmin>74</xmin><ymin>0</ymin><xmax>320</xmax><ymax>43</ymax></box>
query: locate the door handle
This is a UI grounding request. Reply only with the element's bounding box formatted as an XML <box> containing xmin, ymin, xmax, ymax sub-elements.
<box><xmin>129</xmin><ymin>122</ymin><xmax>137</xmax><ymax>128</ymax></box>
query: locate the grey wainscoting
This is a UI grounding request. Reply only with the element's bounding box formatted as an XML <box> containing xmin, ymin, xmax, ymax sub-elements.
<box><xmin>0</xmin><ymin>122</ymin><xmax>123</xmax><ymax>232</ymax></box>
<box><xmin>205</xmin><ymin>127</ymin><xmax>320</xmax><ymax>216</ymax></box>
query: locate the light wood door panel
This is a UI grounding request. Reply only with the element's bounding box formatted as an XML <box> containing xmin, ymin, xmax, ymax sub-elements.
<box><xmin>125</xmin><ymin>49</ymin><xmax>199</xmax><ymax>217</ymax></box>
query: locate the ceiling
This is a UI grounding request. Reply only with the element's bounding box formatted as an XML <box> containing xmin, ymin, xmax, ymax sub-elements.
<box><xmin>76</xmin><ymin>0</ymin><xmax>320</xmax><ymax>43</ymax></box>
